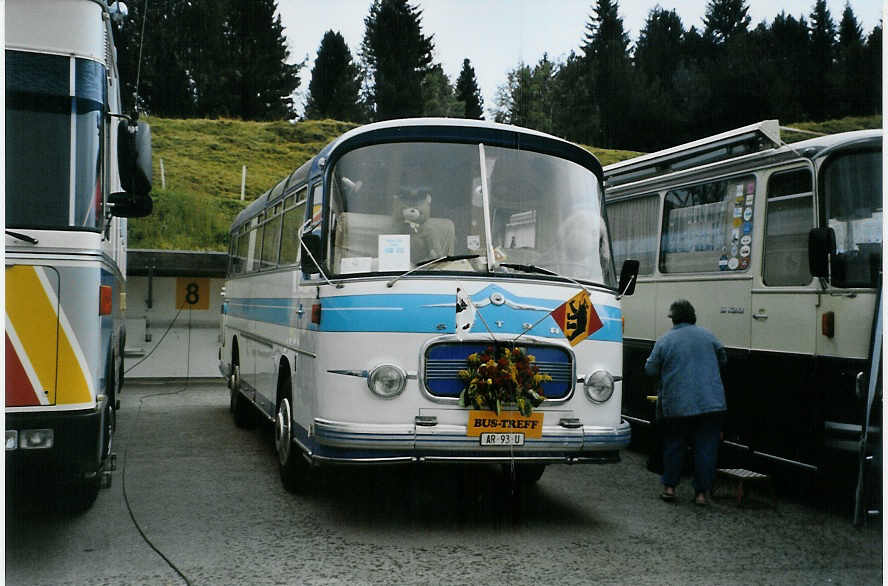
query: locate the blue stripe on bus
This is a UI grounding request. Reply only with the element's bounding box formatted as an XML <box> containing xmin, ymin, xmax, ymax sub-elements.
<box><xmin>226</xmin><ymin>285</ymin><xmax>622</xmax><ymax>342</ymax></box>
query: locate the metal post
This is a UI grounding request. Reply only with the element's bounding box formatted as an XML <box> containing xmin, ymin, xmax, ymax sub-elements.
<box><xmin>160</xmin><ymin>158</ymin><xmax>166</xmax><ymax>190</ymax></box>
<box><xmin>241</xmin><ymin>165</ymin><xmax>247</xmax><ymax>201</ymax></box>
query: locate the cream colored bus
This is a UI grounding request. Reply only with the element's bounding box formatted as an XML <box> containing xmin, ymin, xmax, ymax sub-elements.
<box><xmin>604</xmin><ymin>121</ymin><xmax>881</xmax><ymax>479</ymax></box>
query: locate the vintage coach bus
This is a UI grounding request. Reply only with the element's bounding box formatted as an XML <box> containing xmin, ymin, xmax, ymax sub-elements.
<box><xmin>604</xmin><ymin>120</ymin><xmax>881</xmax><ymax>480</ymax></box>
<box><xmin>219</xmin><ymin>118</ymin><xmax>639</xmax><ymax>491</ymax></box>
<box><xmin>5</xmin><ymin>0</ymin><xmax>153</xmax><ymax>510</ymax></box>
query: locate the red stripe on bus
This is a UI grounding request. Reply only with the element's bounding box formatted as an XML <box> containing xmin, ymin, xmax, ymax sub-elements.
<box><xmin>5</xmin><ymin>333</ymin><xmax>41</xmax><ymax>407</ymax></box>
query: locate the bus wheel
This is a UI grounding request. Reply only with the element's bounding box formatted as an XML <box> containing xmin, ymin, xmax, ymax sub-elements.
<box><xmin>229</xmin><ymin>365</ymin><xmax>255</xmax><ymax>429</ymax></box>
<box><xmin>275</xmin><ymin>394</ymin><xmax>308</xmax><ymax>493</ymax></box>
<box><xmin>56</xmin><ymin>476</ymin><xmax>101</xmax><ymax>513</ymax></box>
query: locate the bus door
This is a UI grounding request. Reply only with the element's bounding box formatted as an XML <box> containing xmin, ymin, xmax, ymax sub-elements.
<box><xmin>814</xmin><ymin>148</ymin><xmax>882</xmax><ymax>449</ymax></box>
<box><xmin>749</xmin><ymin>166</ymin><xmax>819</xmax><ymax>464</ymax></box>
<box><xmin>6</xmin><ymin>265</ymin><xmax>60</xmax><ymax>407</ymax></box>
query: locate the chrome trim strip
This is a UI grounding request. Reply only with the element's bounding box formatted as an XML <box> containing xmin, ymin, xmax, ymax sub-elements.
<box><xmin>311</xmin><ymin>455</ymin><xmax>415</xmax><ymax>465</ymax></box>
<box><xmin>751</xmin><ymin>450</ymin><xmax>818</xmax><ymax>472</ymax></box>
<box><xmin>229</xmin><ymin>326</ymin><xmax>317</xmax><ymax>358</ymax></box>
<box><xmin>327</xmin><ymin>369</ymin><xmax>418</xmax><ymax>380</ymax></box>
<box><xmin>723</xmin><ymin>440</ymin><xmax>749</xmax><ymax>450</ymax></box>
<box><xmin>418</xmin><ymin>455</ymin><xmax>570</xmax><ymax>464</ymax></box>
<box><xmin>621</xmin><ymin>414</ymin><xmax>651</xmax><ymax>426</ymax></box>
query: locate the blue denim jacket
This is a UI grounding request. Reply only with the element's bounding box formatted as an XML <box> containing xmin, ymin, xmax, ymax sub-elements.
<box><xmin>644</xmin><ymin>323</ymin><xmax>727</xmax><ymax>419</ymax></box>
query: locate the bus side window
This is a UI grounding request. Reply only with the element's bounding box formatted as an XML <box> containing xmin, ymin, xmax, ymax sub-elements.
<box><xmin>763</xmin><ymin>169</ymin><xmax>813</xmax><ymax>286</ymax></box>
<box><xmin>607</xmin><ymin>194</ymin><xmax>659</xmax><ymax>275</ymax></box>
<box><xmin>260</xmin><ymin>210</ymin><xmax>282</xmax><ymax>270</ymax></box>
<box><xmin>280</xmin><ymin>192</ymin><xmax>307</xmax><ymax>266</ymax></box>
<box><xmin>660</xmin><ymin>175</ymin><xmax>755</xmax><ymax>273</ymax></box>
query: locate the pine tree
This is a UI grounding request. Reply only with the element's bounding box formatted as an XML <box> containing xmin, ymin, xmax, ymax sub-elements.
<box><xmin>702</xmin><ymin>0</ymin><xmax>751</xmax><ymax>44</ymax></box>
<box><xmin>222</xmin><ymin>0</ymin><xmax>302</xmax><ymax>120</ymax></box>
<box><xmin>305</xmin><ymin>30</ymin><xmax>365</xmax><ymax>122</ymax></box>
<box><xmin>494</xmin><ymin>55</ymin><xmax>556</xmax><ymax>133</ymax></box>
<box><xmin>551</xmin><ymin>52</ymin><xmax>597</xmax><ymax>144</ymax></box>
<box><xmin>113</xmin><ymin>0</ymin><xmax>195</xmax><ymax>116</ymax></box>
<box><xmin>835</xmin><ymin>3</ymin><xmax>867</xmax><ymax>117</ymax></box>
<box><xmin>763</xmin><ymin>12</ymin><xmax>811</xmax><ymax>123</ymax></box>
<box><xmin>581</xmin><ymin>0</ymin><xmax>634</xmax><ymax>148</ymax></box>
<box><xmin>863</xmin><ymin>25</ymin><xmax>882</xmax><ymax>115</ymax></box>
<box><xmin>807</xmin><ymin>0</ymin><xmax>838</xmax><ymax>120</ymax></box>
<box><xmin>455</xmin><ymin>59</ymin><xmax>484</xmax><ymax>119</ymax></box>
<box><xmin>421</xmin><ymin>64</ymin><xmax>460</xmax><ymax>117</ymax></box>
<box><xmin>361</xmin><ymin>0</ymin><xmax>434</xmax><ymax>120</ymax></box>
<box><xmin>635</xmin><ymin>7</ymin><xmax>684</xmax><ymax>94</ymax></box>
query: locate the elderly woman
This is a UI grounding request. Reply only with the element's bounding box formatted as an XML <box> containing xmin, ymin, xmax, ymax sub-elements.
<box><xmin>645</xmin><ymin>299</ymin><xmax>727</xmax><ymax>505</ymax></box>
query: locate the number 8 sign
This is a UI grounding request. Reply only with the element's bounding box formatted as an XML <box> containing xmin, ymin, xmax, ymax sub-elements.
<box><xmin>176</xmin><ymin>277</ymin><xmax>210</xmax><ymax>310</ymax></box>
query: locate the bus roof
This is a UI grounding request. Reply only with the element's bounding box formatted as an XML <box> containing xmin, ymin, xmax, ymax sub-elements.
<box><xmin>231</xmin><ymin>118</ymin><xmax>603</xmax><ymax>232</ymax></box>
<box><xmin>604</xmin><ymin>125</ymin><xmax>881</xmax><ymax>196</ymax></box>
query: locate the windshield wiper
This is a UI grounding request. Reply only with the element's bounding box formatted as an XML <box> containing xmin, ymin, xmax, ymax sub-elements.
<box><xmin>5</xmin><ymin>230</ymin><xmax>38</xmax><ymax>244</ymax></box>
<box><xmin>499</xmin><ymin>262</ymin><xmax>610</xmax><ymax>291</ymax></box>
<box><xmin>386</xmin><ymin>254</ymin><xmax>479</xmax><ymax>288</ymax></box>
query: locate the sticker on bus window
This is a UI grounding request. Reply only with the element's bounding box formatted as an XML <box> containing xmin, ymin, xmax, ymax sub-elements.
<box><xmin>743</xmin><ymin>207</ymin><xmax>753</xmax><ymax>221</ymax></box>
<box><xmin>378</xmin><ymin>235</ymin><xmax>411</xmax><ymax>271</ymax></box>
<box><xmin>467</xmin><ymin>235</ymin><xmax>481</xmax><ymax>251</ymax></box>
<box><xmin>341</xmin><ymin>257</ymin><xmax>373</xmax><ymax>273</ymax></box>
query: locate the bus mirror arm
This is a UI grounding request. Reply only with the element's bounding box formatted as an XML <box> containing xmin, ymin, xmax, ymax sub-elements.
<box><xmin>300</xmin><ymin>234</ymin><xmax>343</xmax><ymax>288</ymax></box>
<box><xmin>808</xmin><ymin>227</ymin><xmax>836</xmax><ymax>280</ymax></box>
<box><xmin>616</xmin><ymin>259</ymin><xmax>640</xmax><ymax>299</ymax></box>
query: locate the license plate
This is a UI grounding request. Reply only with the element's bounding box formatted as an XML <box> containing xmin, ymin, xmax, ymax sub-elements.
<box><xmin>480</xmin><ymin>432</ymin><xmax>525</xmax><ymax>446</ymax></box>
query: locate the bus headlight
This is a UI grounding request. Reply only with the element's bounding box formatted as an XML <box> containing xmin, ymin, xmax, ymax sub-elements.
<box><xmin>368</xmin><ymin>364</ymin><xmax>407</xmax><ymax>398</ymax></box>
<box><xmin>20</xmin><ymin>429</ymin><xmax>54</xmax><ymax>450</ymax></box>
<box><xmin>584</xmin><ymin>370</ymin><xmax>614</xmax><ymax>403</ymax></box>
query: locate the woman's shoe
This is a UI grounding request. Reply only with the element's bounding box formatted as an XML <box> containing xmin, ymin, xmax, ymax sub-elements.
<box><xmin>694</xmin><ymin>492</ymin><xmax>708</xmax><ymax>506</ymax></box>
<box><xmin>660</xmin><ymin>488</ymin><xmax>676</xmax><ymax>502</ymax></box>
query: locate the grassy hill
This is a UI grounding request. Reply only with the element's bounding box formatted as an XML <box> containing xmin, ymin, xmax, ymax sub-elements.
<box><xmin>128</xmin><ymin>115</ymin><xmax>880</xmax><ymax>251</ymax></box>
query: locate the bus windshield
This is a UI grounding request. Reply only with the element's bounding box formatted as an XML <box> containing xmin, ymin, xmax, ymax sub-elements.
<box><xmin>821</xmin><ymin>149</ymin><xmax>882</xmax><ymax>288</ymax></box>
<box><xmin>5</xmin><ymin>51</ymin><xmax>105</xmax><ymax>231</ymax></box>
<box><xmin>329</xmin><ymin>141</ymin><xmax>615</xmax><ymax>286</ymax></box>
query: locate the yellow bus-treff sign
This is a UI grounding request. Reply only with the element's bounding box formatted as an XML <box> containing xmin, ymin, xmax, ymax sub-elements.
<box><xmin>466</xmin><ymin>410</ymin><xmax>543</xmax><ymax>438</ymax></box>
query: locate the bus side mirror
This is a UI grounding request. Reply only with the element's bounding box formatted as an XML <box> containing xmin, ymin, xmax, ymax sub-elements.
<box><xmin>114</xmin><ymin>119</ymin><xmax>153</xmax><ymax>217</ymax></box>
<box><xmin>109</xmin><ymin>191</ymin><xmax>153</xmax><ymax>217</ymax></box>
<box><xmin>618</xmin><ymin>259</ymin><xmax>640</xmax><ymax>297</ymax></box>
<box><xmin>300</xmin><ymin>234</ymin><xmax>322</xmax><ymax>274</ymax></box>
<box><xmin>808</xmin><ymin>227</ymin><xmax>836</xmax><ymax>278</ymax></box>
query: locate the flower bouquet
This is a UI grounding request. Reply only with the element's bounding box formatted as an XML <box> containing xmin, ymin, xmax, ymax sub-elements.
<box><xmin>458</xmin><ymin>346</ymin><xmax>552</xmax><ymax>416</ymax></box>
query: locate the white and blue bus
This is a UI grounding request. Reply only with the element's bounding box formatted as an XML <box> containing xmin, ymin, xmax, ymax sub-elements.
<box><xmin>220</xmin><ymin>118</ymin><xmax>638</xmax><ymax>490</ymax></box>
<box><xmin>5</xmin><ymin>0</ymin><xmax>153</xmax><ymax>510</ymax></box>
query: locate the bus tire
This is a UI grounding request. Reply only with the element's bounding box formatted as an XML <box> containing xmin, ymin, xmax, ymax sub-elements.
<box><xmin>56</xmin><ymin>475</ymin><xmax>101</xmax><ymax>514</ymax></box>
<box><xmin>229</xmin><ymin>365</ymin><xmax>255</xmax><ymax>429</ymax></box>
<box><xmin>275</xmin><ymin>390</ymin><xmax>309</xmax><ymax>493</ymax></box>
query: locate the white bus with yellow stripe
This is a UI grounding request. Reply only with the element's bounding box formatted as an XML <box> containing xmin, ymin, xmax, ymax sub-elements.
<box><xmin>5</xmin><ymin>0</ymin><xmax>152</xmax><ymax>510</ymax></box>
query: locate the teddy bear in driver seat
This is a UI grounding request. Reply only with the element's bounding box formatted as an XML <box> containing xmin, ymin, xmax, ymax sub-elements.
<box><xmin>392</xmin><ymin>187</ymin><xmax>455</xmax><ymax>264</ymax></box>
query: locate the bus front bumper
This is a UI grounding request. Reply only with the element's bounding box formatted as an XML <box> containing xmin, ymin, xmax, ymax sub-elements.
<box><xmin>6</xmin><ymin>405</ymin><xmax>104</xmax><ymax>485</ymax></box>
<box><xmin>302</xmin><ymin>418</ymin><xmax>631</xmax><ymax>465</ymax></box>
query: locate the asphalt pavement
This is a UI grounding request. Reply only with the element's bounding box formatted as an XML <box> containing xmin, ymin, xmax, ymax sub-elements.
<box><xmin>6</xmin><ymin>380</ymin><xmax>883</xmax><ymax>585</ymax></box>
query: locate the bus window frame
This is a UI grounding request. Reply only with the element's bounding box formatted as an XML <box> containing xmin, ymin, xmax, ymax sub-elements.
<box><xmin>607</xmin><ymin>192</ymin><xmax>661</xmax><ymax>277</ymax></box>
<box><xmin>761</xmin><ymin>164</ymin><xmax>815</xmax><ymax>287</ymax></box>
<box><xmin>817</xmin><ymin>146</ymin><xmax>883</xmax><ymax>290</ymax></box>
<box><xmin>658</xmin><ymin>172</ymin><xmax>757</xmax><ymax>274</ymax></box>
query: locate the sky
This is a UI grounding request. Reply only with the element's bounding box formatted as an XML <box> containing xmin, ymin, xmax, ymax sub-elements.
<box><xmin>278</xmin><ymin>0</ymin><xmax>885</xmax><ymax>118</ymax></box>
